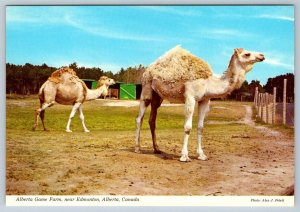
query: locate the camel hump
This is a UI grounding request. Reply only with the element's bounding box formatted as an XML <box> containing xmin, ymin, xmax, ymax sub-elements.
<box><xmin>50</xmin><ymin>67</ymin><xmax>89</xmax><ymax>92</ymax></box>
<box><xmin>48</xmin><ymin>67</ymin><xmax>77</xmax><ymax>84</ymax></box>
<box><xmin>146</xmin><ymin>45</ymin><xmax>213</xmax><ymax>84</ymax></box>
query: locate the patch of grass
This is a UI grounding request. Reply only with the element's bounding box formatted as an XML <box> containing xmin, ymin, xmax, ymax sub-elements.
<box><xmin>6</xmin><ymin>99</ymin><xmax>250</xmax><ymax>132</ymax></box>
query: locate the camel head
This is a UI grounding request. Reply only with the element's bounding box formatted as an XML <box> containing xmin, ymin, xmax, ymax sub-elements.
<box><xmin>97</xmin><ymin>76</ymin><xmax>115</xmax><ymax>88</ymax></box>
<box><xmin>234</xmin><ymin>48</ymin><xmax>265</xmax><ymax>72</ymax></box>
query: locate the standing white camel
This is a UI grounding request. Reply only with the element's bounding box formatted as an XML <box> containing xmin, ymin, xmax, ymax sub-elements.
<box><xmin>32</xmin><ymin>67</ymin><xmax>115</xmax><ymax>132</ymax></box>
<box><xmin>135</xmin><ymin>45</ymin><xmax>265</xmax><ymax>162</ymax></box>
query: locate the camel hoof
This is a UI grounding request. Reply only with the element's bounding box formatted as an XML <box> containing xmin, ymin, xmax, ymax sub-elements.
<box><xmin>66</xmin><ymin>129</ymin><xmax>72</xmax><ymax>133</ymax></box>
<box><xmin>84</xmin><ymin>130</ymin><xmax>90</xmax><ymax>133</ymax></box>
<box><xmin>32</xmin><ymin>126</ymin><xmax>36</xmax><ymax>131</ymax></box>
<box><xmin>180</xmin><ymin>155</ymin><xmax>192</xmax><ymax>162</ymax></box>
<box><xmin>135</xmin><ymin>146</ymin><xmax>141</xmax><ymax>153</ymax></box>
<box><xmin>198</xmin><ymin>154</ymin><xmax>208</xmax><ymax>161</ymax></box>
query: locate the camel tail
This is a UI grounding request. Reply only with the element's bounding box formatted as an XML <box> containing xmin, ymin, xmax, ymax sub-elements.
<box><xmin>33</xmin><ymin>82</ymin><xmax>47</xmax><ymax>131</ymax></box>
<box><xmin>38</xmin><ymin>82</ymin><xmax>47</xmax><ymax>106</ymax></box>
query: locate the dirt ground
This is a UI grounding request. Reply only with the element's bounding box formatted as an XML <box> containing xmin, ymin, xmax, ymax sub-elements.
<box><xmin>6</xmin><ymin>100</ymin><xmax>294</xmax><ymax>196</ymax></box>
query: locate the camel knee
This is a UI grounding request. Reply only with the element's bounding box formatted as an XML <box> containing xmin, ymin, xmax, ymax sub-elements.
<box><xmin>185</xmin><ymin>129</ymin><xmax>191</xmax><ymax>135</ymax></box>
<box><xmin>144</xmin><ymin>99</ymin><xmax>151</xmax><ymax>107</ymax></box>
<box><xmin>197</xmin><ymin>126</ymin><xmax>203</xmax><ymax>135</ymax></box>
<box><xmin>35</xmin><ymin>108</ymin><xmax>41</xmax><ymax>115</ymax></box>
<box><xmin>184</xmin><ymin>124</ymin><xmax>192</xmax><ymax>134</ymax></box>
<box><xmin>69</xmin><ymin>110</ymin><xmax>77</xmax><ymax>119</ymax></box>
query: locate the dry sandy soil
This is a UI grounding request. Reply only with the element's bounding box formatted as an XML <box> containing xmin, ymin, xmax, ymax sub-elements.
<box><xmin>6</xmin><ymin>100</ymin><xmax>294</xmax><ymax>196</ymax></box>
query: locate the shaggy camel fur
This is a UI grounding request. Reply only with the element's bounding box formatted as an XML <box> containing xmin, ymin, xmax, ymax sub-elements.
<box><xmin>135</xmin><ymin>45</ymin><xmax>265</xmax><ymax>162</ymax></box>
<box><xmin>32</xmin><ymin>67</ymin><xmax>115</xmax><ymax>132</ymax></box>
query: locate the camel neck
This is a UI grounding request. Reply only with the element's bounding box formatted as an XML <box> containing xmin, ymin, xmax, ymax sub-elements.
<box><xmin>86</xmin><ymin>85</ymin><xmax>106</xmax><ymax>101</ymax></box>
<box><xmin>221</xmin><ymin>55</ymin><xmax>246</xmax><ymax>92</ymax></box>
<box><xmin>204</xmin><ymin>56</ymin><xmax>246</xmax><ymax>99</ymax></box>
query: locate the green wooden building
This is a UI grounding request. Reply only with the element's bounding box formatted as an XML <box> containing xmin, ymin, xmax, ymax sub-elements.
<box><xmin>110</xmin><ymin>82</ymin><xmax>142</xmax><ymax>100</ymax></box>
<box><xmin>81</xmin><ymin>79</ymin><xmax>98</xmax><ymax>90</ymax></box>
<box><xmin>81</xmin><ymin>79</ymin><xmax>142</xmax><ymax>100</ymax></box>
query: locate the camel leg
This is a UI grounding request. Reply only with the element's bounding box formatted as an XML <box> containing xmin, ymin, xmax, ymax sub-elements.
<box><xmin>197</xmin><ymin>100</ymin><xmax>210</xmax><ymax>160</ymax></box>
<box><xmin>78</xmin><ymin>105</ymin><xmax>90</xmax><ymax>133</ymax></box>
<box><xmin>40</xmin><ymin>110</ymin><xmax>47</xmax><ymax>131</ymax></box>
<box><xmin>180</xmin><ymin>96</ymin><xmax>196</xmax><ymax>162</ymax></box>
<box><xmin>66</xmin><ymin>102</ymin><xmax>81</xmax><ymax>133</ymax></box>
<box><xmin>33</xmin><ymin>110</ymin><xmax>40</xmax><ymax>131</ymax></box>
<box><xmin>135</xmin><ymin>99</ymin><xmax>151</xmax><ymax>153</ymax></box>
<box><xmin>149</xmin><ymin>91</ymin><xmax>163</xmax><ymax>154</ymax></box>
<box><xmin>32</xmin><ymin>102</ymin><xmax>54</xmax><ymax>131</ymax></box>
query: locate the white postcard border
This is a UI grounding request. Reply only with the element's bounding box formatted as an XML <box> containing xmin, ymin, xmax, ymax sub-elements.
<box><xmin>6</xmin><ymin>195</ymin><xmax>294</xmax><ymax>207</ymax></box>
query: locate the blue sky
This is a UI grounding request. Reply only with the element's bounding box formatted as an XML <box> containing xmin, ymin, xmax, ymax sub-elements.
<box><xmin>6</xmin><ymin>5</ymin><xmax>294</xmax><ymax>85</ymax></box>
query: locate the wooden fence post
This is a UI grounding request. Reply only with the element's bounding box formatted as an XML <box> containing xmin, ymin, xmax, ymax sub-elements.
<box><xmin>254</xmin><ymin>87</ymin><xmax>258</xmax><ymax>108</ymax></box>
<box><xmin>283</xmin><ymin>79</ymin><xmax>287</xmax><ymax>125</ymax></box>
<box><xmin>260</xmin><ymin>93</ymin><xmax>264</xmax><ymax>119</ymax></box>
<box><xmin>258</xmin><ymin>93</ymin><xmax>262</xmax><ymax>118</ymax></box>
<box><xmin>255</xmin><ymin>87</ymin><xmax>278</xmax><ymax>125</ymax></box>
<box><xmin>273</xmin><ymin>87</ymin><xmax>276</xmax><ymax>124</ymax></box>
<box><xmin>267</xmin><ymin>94</ymin><xmax>272</xmax><ymax>124</ymax></box>
<box><xmin>262</xmin><ymin>93</ymin><xmax>266</xmax><ymax>123</ymax></box>
<box><xmin>265</xmin><ymin>93</ymin><xmax>269</xmax><ymax>123</ymax></box>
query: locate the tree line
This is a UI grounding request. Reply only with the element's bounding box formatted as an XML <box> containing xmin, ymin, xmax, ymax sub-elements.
<box><xmin>6</xmin><ymin>62</ymin><xmax>294</xmax><ymax>102</ymax></box>
<box><xmin>6</xmin><ymin>62</ymin><xmax>145</xmax><ymax>95</ymax></box>
<box><xmin>263</xmin><ymin>73</ymin><xmax>294</xmax><ymax>103</ymax></box>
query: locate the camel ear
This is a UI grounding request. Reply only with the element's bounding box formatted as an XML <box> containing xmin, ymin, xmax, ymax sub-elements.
<box><xmin>234</xmin><ymin>48</ymin><xmax>243</xmax><ymax>55</ymax></box>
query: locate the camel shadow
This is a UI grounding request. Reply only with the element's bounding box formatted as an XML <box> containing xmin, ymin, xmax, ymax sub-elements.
<box><xmin>141</xmin><ymin>149</ymin><xmax>178</xmax><ymax>161</ymax></box>
<box><xmin>122</xmin><ymin>148</ymin><xmax>199</xmax><ymax>161</ymax></box>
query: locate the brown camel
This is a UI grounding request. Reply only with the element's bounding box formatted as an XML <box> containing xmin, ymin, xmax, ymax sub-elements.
<box><xmin>32</xmin><ymin>67</ymin><xmax>115</xmax><ymax>132</ymax></box>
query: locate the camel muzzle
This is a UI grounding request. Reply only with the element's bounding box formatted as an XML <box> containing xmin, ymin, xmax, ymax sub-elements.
<box><xmin>257</xmin><ymin>54</ymin><xmax>265</xmax><ymax>62</ymax></box>
<box><xmin>256</xmin><ymin>55</ymin><xmax>265</xmax><ymax>62</ymax></box>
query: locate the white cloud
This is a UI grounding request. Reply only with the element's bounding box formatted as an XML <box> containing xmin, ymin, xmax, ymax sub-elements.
<box><xmin>257</xmin><ymin>14</ymin><xmax>294</xmax><ymax>22</ymax></box>
<box><xmin>63</xmin><ymin>14</ymin><xmax>161</xmax><ymax>42</ymax></box>
<box><xmin>6</xmin><ymin>7</ymin><xmax>69</xmax><ymax>24</ymax></box>
<box><xmin>198</xmin><ymin>28</ymin><xmax>256</xmax><ymax>40</ymax></box>
<box><xmin>216</xmin><ymin>13</ymin><xmax>294</xmax><ymax>22</ymax></box>
<box><xmin>264</xmin><ymin>58</ymin><xmax>294</xmax><ymax>71</ymax></box>
<box><xmin>7</xmin><ymin>7</ymin><xmax>163</xmax><ymax>42</ymax></box>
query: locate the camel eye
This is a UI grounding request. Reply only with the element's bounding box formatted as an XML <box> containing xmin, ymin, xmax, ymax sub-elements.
<box><xmin>244</xmin><ymin>53</ymin><xmax>251</xmax><ymax>57</ymax></box>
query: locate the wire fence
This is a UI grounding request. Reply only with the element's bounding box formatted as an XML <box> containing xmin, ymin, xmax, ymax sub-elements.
<box><xmin>254</xmin><ymin>79</ymin><xmax>294</xmax><ymax>127</ymax></box>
